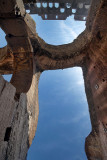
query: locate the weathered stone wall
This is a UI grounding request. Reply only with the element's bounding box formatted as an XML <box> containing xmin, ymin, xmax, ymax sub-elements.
<box><xmin>24</xmin><ymin>0</ymin><xmax>91</xmax><ymax>20</ymax></box>
<box><xmin>83</xmin><ymin>55</ymin><xmax>107</xmax><ymax>159</ymax></box>
<box><xmin>83</xmin><ymin>4</ymin><xmax>107</xmax><ymax>158</ymax></box>
<box><xmin>0</xmin><ymin>67</ymin><xmax>40</xmax><ymax>160</ymax></box>
<box><xmin>0</xmin><ymin>0</ymin><xmax>107</xmax><ymax>160</ymax></box>
<box><xmin>0</xmin><ymin>75</ymin><xmax>17</xmax><ymax>160</ymax></box>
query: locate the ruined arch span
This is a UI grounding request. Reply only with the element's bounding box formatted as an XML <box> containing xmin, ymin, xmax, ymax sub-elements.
<box><xmin>0</xmin><ymin>0</ymin><xmax>107</xmax><ymax>159</ymax></box>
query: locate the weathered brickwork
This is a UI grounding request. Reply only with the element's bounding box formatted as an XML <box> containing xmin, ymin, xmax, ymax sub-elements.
<box><xmin>0</xmin><ymin>0</ymin><xmax>107</xmax><ymax>160</ymax></box>
<box><xmin>24</xmin><ymin>0</ymin><xmax>91</xmax><ymax>20</ymax></box>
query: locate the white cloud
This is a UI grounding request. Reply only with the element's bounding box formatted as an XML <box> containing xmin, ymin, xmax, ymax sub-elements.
<box><xmin>76</xmin><ymin>80</ymin><xmax>84</xmax><ymax>86</ymax></box>
<box><xmin>60</xmin><ymin>21</ymin><xmax>78</xmax><ymax>43</ymax></box>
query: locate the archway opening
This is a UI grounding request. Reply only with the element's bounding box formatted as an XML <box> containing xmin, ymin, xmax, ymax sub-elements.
<box><xmin>31</xmin><ymin>14</ymin><xmax>86</xmax><ymax>45</ymax></box>
<box><xmin>2</xmin><ymin>75</ymin><xmax>12</xmax><ymax>82</ymax></box>
<box><xmin>0</xmin><ymin>28</ymin><xmax>7</xmax><ymax>48</ymax></box>
<box><xmin>27</xmin><ymin>67</ymin><xmax>91</xmax><ymax>160</ymax></box>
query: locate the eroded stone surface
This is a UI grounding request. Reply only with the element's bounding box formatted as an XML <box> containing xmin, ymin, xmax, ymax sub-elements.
<box><xmin>0</xmin><ymin>69</ymin><xmax>40</xmax><ymax>160</ymax></box>
<box><xmin>0</xmin><ymin>0</ymin><xmax>107</xmax><ymax>160</ymax></box>
<box><xmin>24</xmin><ymin>0</ymin><xmax>91</xmax><ymax>20</ymax></box>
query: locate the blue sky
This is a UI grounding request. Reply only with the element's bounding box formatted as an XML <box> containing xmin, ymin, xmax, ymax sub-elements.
<box><xmin>27</xmin><ymin>68</ymin><xmax>91</xmax><ymax>160</ymax></box>
<box><xmin>33</xmin><ymin>14</ymin><xmax>86</xmax><ymax>45</ymax></box>
<box><xmin>0</xmin><ymin>14</ymin><xmax>91</xmax><ymax>160</ymax></box>
<box><xmin>27</xmin><ymin>15</ymin><xmax>91</xmax><ymax>160</ymax></box>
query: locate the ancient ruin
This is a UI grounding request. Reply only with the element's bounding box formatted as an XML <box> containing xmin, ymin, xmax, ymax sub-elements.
<box><xmin>0</xmin><ymin>0</ymin><xmax>107</xmax><ymax>159</ymax></box>
<box><xmin>24</xmin><ymin>0</ymin><xmax>91</xmax><ymax>20</ymax></box>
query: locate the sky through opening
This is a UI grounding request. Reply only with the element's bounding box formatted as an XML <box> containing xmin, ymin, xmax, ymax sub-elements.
<box><xmin>0</xmin><ymin>13</ymin><xmax>91</xmax><ymax>160</ymax></box>
<box><xmin>27</xmin><ymin>14</ymin><xmax>91</xmax><ymax>160</ymax></box>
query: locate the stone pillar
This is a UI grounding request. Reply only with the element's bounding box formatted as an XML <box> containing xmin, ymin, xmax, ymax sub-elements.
<box><xmin>83</xmin><ymin>32</ymin><xmax>107</xmax><ymax>159</ymax></box>
<box><xmin>0</xmin><ymin>65</ymin><xmax>40</xmax><ymax>160</ymax></box>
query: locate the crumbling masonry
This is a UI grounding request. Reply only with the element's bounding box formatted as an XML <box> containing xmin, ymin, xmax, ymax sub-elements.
<box><xmin>24</xmin><ymin>0</ymin><xmax>91</xmax><ymax>20</ymax></box>
<box><xmin>0</xmin><ymin>0</ymin><xmax>107</xmax><ymax>160</ymax></box>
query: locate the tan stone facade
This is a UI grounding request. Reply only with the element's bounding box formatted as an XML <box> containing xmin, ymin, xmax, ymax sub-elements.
<box><xmin>0</xmin><ymin>0</ymin><xmax>107</xmax><ymax>159</ymax></box>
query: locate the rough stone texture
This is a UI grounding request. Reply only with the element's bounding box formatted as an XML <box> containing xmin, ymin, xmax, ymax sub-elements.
<box><xmin>0</xmin><ymin>68</ymin><xmax>40</xmax><ymax>160</ymax></box>
<box><xmin>24</xmin><ymin>0</ymin><xmax>91</xmax><ymax>20</ymax></box>
<box><xmin>0</xmin><ymin>0</ymin><xmax>107</xmax><ymax>160</ymax></box>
